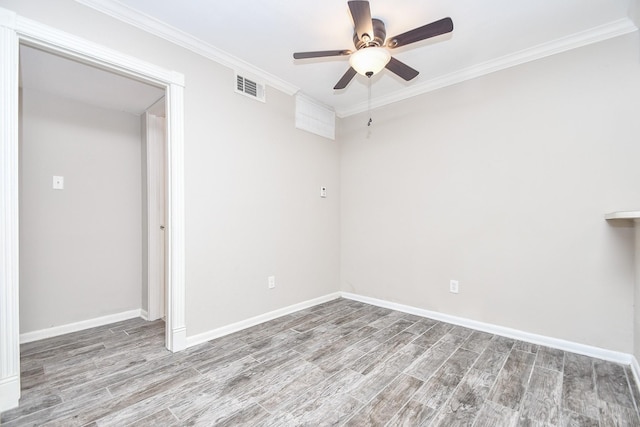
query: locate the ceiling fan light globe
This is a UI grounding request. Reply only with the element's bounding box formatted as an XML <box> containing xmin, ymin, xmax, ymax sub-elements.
<box><xmin>349</xmin><ymin>47</ymin><xmax>391</xmax><ymax>77</ymax></box>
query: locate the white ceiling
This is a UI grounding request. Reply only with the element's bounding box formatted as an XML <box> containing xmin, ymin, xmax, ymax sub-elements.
<box><xmin>78</xmin><ymin>0</ymin><xmax>636</xmax><ymax>116</ymax></box>
<box><xmin>20</xmin><ymin>44</ymin><xmax>165</xmax><ymax>115</ymax></box>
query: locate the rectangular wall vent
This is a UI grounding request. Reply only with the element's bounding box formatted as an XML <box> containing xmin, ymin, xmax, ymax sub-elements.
<box><xmin>235</xmin><ymin>74</ymin><xmax>265</xmax><ymax>102</ymax></box>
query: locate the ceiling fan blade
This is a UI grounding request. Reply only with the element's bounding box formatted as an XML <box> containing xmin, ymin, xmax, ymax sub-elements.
<box><xmin>294</xmin><ymin>50</ymin><xmax>352</xmax><ymax>59</ymax></box>
<box><xmin>348</xmin><ymin>1</ymin><xmax>374</xmax><ymax>42</ymax></box>
<box><xmin>334</xmin><ymin>67</ymin><xmax>358</xmax><ymax>90</ymax></box>
<box><xmin>387</xmin><ymin>17</ymin><xmax>453</xmax><ymax>49</ymax></box>
<box><xmin>385</xmin><ymin>57</ymin><xmax>419</xmax><ymax>81</ymax></box>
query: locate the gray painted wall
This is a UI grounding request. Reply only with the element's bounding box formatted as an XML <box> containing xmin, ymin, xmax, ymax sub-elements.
<box><xmin>19</xmin><ymin>87</ymin><xmax>143</xmax><ymax>332</ymax></box>
<box><xmin>340</xmin><ymin>33</ymin><xmax>640</xmax><ymax>353</ymax></box>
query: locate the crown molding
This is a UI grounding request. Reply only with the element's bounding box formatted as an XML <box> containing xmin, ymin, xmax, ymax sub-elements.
<box><xmin>75</xmin><ymin>0</ymin><xmax>299</xmax><ymax>96</ymax></box>
<box><xmin>336</xmin><ymin>18</ymin><xmax>638</xmax><ymax>118</ymax></box>
<box><xmin>74</xmin><ymin>1</ymin><xmax>636</xmax><ymax>118</ymax></box>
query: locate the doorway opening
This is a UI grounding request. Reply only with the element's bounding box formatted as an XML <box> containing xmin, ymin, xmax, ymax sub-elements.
<box><xmin>0</xmin><ymin>15</ymin><xmax>186</xmax><ymax>410</ymax></box>
<box><xmin>19</xmin><ymin>44</ymin><xmax>167</xmax><ymax>343</ymax></box>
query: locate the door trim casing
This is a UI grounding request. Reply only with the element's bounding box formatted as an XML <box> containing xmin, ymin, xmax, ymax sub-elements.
<box><xmin>0</xmin><ymin>7</ymin><xmax>187</xmax><ymax>411</ymax></box>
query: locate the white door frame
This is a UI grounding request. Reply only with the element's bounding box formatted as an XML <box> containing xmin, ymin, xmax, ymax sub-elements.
<box><xmin>0</xmin><ymin>8</ymin><xmax>187</xmax><ymax>411</ymax></box>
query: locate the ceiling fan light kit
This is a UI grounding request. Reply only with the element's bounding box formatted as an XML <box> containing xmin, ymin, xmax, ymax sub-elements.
<box><xmin>349</xmin><ymin>47</ymin><xmax>391</xmax><ymax>77</ymax></box>
<box><xmin>293</xmin><ymin>0</ymin><xmax>454</xmax><ymax>90</ymax></box>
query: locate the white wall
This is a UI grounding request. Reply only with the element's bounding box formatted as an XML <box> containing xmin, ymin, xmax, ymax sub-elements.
<box><xmin>186</xmin><ymin>88</ymin><xmax>341</xmax><ymax>336</ymax></box>
<box><xmin>340</xmin><ymin>33</ymin><xmax>640</xmax><ymax>353</ymax></box>
<box><xmin>2</xmin><ymin>0</ymin><xmax>341</xmax><ymax>338</ymax></box>
<box><xmin>19</xmin><ymin>87</ymin><xmax>143</xmax><ymax>333</ymax></box>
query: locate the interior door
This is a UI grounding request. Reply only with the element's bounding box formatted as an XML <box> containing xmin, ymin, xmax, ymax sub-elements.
<box><xmin>145</xmin><ymin>105</ymin><xmax>166</xmax><ymax>321</ymax></box>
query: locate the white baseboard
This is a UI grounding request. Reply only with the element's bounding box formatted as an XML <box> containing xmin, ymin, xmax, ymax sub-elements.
<box><xmin>19</xmin><ymin>309</ymin><xmax>143</xmax><ymax>344</ymax></box>
<box><xmin>140</xmin><ymin>309</ymin><xmax>149</xmax><ymax>321</ymax></box>
<box><xmin>185</xmin><ymin>293</ymin><xmax>342</xmax><ymax>348</ymax></box>
<box><xmin>170</xmin><ymin>326</ymin><xmax>187</xmax><ymax>353</ymax></box>
<box><xmin>0</xmin><ymin>374</ymin><xmax>20</xmax><ymax>412</ymax></box>
<box><xmin>341</xmin><ymin>292</ymin><xmax>634</xmax><ymax>365</ymax></box>
<box><xmin>163</xmin><ymin>288</ymin><xmax>635</xmax><ymax>369</ymax></box>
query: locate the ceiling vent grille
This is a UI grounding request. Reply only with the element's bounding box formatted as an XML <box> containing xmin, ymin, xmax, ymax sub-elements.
<box><xmin>235</xmin><ymin>74</ymin><xmax>265</xmax><ymax>102</ymax></box>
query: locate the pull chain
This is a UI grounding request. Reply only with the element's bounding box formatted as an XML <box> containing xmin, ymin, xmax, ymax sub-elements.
<box><xmin>367</xmin><ymin>74</ymin><xmax>373</xmax><ymax>127</ymax></box>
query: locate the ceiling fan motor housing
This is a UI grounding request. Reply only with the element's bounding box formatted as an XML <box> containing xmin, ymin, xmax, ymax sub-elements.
<box><xmin>353</xmin><ymin>18</ymin><xmax>387</xmax><ymax>49</ymax></box>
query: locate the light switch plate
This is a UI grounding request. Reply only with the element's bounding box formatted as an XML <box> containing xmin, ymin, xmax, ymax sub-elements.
<box><xmin>53</xmin><ymin>176</ymin><xmax>64</xmax><ymax>190</ymax></box>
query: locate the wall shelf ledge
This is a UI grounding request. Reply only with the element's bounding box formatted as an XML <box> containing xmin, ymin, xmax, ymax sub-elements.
<box><xmin>605</xmin><ymin>211</ymin><xmax>640</xmax><ymax>221</ymax></box>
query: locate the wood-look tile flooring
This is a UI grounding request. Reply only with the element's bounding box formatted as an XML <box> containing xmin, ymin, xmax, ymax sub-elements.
<box><xmin>3</xmin><ymin>298</ymin><xmax>640</xmax><ymax>426</ymax></box>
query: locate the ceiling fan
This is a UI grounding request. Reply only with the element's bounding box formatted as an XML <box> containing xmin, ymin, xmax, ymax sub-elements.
<box><xmin>293</xmin><ymin>0</ymin><xmax>454</xmax><ymax>90</ymax></box>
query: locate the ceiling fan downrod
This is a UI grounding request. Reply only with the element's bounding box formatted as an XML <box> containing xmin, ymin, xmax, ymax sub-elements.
<box><xmin>367</xmin><ymin>74</ymin><xmax>373</xmax><ymax>127</ymax></box>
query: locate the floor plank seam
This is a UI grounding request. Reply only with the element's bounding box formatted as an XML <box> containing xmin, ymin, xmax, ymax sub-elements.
<box><xmin>386</xmin><ymin>374</ymin><xmax>425</xmax><ymax>427</ymax></box>
<box><xmin>489</xmin><ymin>346</ymin><xmax>511</xmax><ymax>383</ymax></box>
<box><xmin>590</xmin><ymin>357</ymin><xmax>601</xmax><ymax>424</ymax></box>
<box><xmin>514</xmin><ymin>357</ymin><xmax>529</xmax><ymax>425</ymax></box>
<box><xmin>166</xmin><ymin>406</ymin><xmax>180</xmax><ymax>423</ymax></box>
<box><xmin>256</xmin><ymin>401</ymin><xmax>271</xmax><ymax>416</ymax></box>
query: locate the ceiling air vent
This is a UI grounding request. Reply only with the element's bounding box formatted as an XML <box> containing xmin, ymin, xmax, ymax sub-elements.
<box><xmin>235</xmin><ymin>74</ymin><xmax>265</xmax><ymax>102</ymax></box>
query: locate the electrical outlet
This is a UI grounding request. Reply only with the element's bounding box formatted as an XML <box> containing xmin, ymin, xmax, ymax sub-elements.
<box><xmin>450</xmin><ymin>280</ymin><xmax>459</xmax><ymax>294</ymax></box>
<box><xmin>268</xmin><ymin>276</ymin><xmax>276</xmax><ymax>289</ymax></box>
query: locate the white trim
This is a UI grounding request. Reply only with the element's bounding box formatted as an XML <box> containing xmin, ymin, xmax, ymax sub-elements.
<box><xmin>0</xmin><ymin>375</ymin><xmax>19</xmax><ymax>411</ymax></box>
<box><xmin>75</xmin><ymin>0</ymin><xmax>297</xmax><ymax>96</ymax></box>
<box><xmin>0</xmin><ymin>6</ymin><xmax>187</xmax><ymax>410</ymax></box>
<box><xmin>336</xmin><ymin>18</ymin><xmax>638</xmax><ymax>117</ymax></box>
<box><xmin>165</xmin><ymin>82</ymin><xmax>186</xmax><ymax>352</ymax></box>
<box><xmin>341</xmin><ymin>292</ymin><xmax>634</xmax><ymax>365</ymax></box>
<box><xmin>140</xmin><ymin>309</ymin><xmax>149</xmax><ymax>321</ymax></box>
<box><xmin>20</xmin><ymin>310</ymin><xmax>142</xmax><ymax>344</ymax></box>
<box><xmin>15</xmin><ymin>16</ymin><xmax>183</xmax><ymax>87</ymax></box>
<box><xmin>185</xmin><ymin>293</ymin><xmax>342</xmax><ymax>348</ymax></box>
<box><xmin>0</xmin><ymin>7</ymin><xmax>16</xmax><ymax>27</ymax></box>
<box><xmin>171</xmin><ymin>326</ymin><xmax>187</xmax><ymax>352</ymax></box>
<box><xmin>0</xmin><ymin>8</ymin><xmax>21</xmax><ymax>412</ymax></box>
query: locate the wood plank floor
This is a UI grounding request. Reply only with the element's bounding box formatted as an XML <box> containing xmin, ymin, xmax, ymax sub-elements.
<box><xmin>3</xmin><ymin>298</ymin><xmax>640</xmax><ymax>426</ymax></box>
